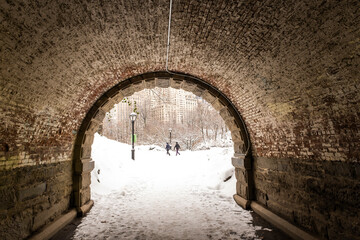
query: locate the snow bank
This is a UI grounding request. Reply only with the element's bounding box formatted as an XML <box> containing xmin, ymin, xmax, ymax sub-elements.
<box><xmin>90</xmin><ymin>133</ymin><xmax>236</xmax><ymax>198</ymax></box>
<box><xmin>71</xmin><ymin>134</ymin><xmax>272</xmax><ymax>240</ymax></box>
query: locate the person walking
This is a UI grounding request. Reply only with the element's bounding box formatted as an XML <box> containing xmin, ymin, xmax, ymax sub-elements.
<box><xmin>174</xmin><ymin>142</ymin><xmax>181</xmax><ymax>156</ymax></box>
<box><xmin>165</xmin><ymin>142</ymin><xmax>171</xmax><ymax>156</ymax></box>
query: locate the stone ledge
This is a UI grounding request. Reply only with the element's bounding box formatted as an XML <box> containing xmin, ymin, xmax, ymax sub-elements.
<box><xmin>32</xmin><ymin>199</ymin><xmax>69</xmax><ymax>231</ymax></box>
<box><xmin>78</xmin><ymin>200</ymin><xmax>94</xmax><ymax>216</ymax></box>
<box><xmin>29</xmin><ymin>209</ymin><xmax>77</xmax><ymax>240</ymax></box>
<box><xmin>233</xmin><ymin>194</ymin><xmax>250</xmax><ymax>209</ymax></box>
<box><xmin>250</xmin><ymin>201</ymin><xmax>319</xmax><ymax>240</ymax></box>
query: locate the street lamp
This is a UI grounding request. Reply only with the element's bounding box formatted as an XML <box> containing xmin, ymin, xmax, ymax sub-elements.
<box><xmin>169</xmin><ymin>128</ymin><xmax>172</xmax><ymax>144</ymax></box>
<box><xmin>130</xmin><ymin>112</ymin><xmax>137</xmax><ymax>160</ymax></box>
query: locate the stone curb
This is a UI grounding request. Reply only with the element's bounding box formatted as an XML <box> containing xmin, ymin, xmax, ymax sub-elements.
<box><xmin>29</xmin><ymin>209</ymin><xmax>77</xmax><ymax>240</ymax></box>
<box><xmin>78</xmin><ymin>200</ymin><xmax>94</xmax><ymax>216</ymax></box>
<box><xmin>250</xmin><ymin>201</ymin><xmax>319</xmax><ymax>240</ymax></box>
<box><xmin>233</xmin><ymin>194</ymin><xmax>250</xmax><ymax>209</ymax></box>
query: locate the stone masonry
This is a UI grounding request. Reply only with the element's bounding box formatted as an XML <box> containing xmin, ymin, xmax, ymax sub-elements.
<box><xmin>0</xmin><ymin>162</ymin><xmax>72</xmax><ymax>239</ymax></box>
<box><xmin>0</xmin><ymin>0</ymin><xmax>359</xmax><ymax>239</ymax></box>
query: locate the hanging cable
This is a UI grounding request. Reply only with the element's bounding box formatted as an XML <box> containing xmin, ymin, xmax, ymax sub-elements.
<box><xmin>165</xmin><ymin>0</ymin><xmax>173</xmax><ymax>71</ymax></box>
<box><xmin>164</xmin><ymin>0</ymin><xmax>251</xmax><ymax>155</ymax></box>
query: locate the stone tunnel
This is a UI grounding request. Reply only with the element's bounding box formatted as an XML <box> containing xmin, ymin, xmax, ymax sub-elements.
<box><xmin>0</xmin><ymin>0</ymin><xmax>359</xmax><ymax>239</ymax></box>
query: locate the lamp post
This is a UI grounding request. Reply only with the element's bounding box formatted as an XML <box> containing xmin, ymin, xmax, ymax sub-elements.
<box><xmin>169</xmin><ymin>128</ymin><xmax>172</xmax><ymax>144</ymax></box>
<box><xmin>130</xmin><ymin>112</ymin><xmax>137</xmax><ymax>160</ymax></box>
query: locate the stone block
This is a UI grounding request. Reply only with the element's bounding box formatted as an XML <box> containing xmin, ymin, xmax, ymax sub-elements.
<box><xmin>232</xmin><ymin>155</ymin><xmax>251</xmax><ymax>169</ymax></box>
<box><xmin>74</xmin><ymin>158</ymin><xmax>94</xmax><ymax>174</ymax></box>
<box><xmin>85</xmin><ymin>120</ymin><xmax>100</xmax><ymax>135</ymax></box>
<box><xmin>211</xmin><ymin>98</ymin><xmax>226</xmax><ymax>111</ymax></box>
<box><xmin>181</xmin><ymin>81</ymin><xmax>196</xmax><ymax>92</ymax></box>
<box><xmin>155</xmin><ymin>78</ymin><xmax>170</xmax><ymax>88</ymax></box>
<box><xmin>101</xmin><ymin>99</ymin><xmax>116</xmax><ymax>112</ymax></box>
<box><xmin>170</xmin><ymin>78</ymin><xmax>183</xmax><ymax>89</ymax></box>
<box><xmin>105</xmin><ymin>86</ymin><xmax>121</xmax><ymax>99</ymax></box>
<box><xmin>145</xmin><ymin>79</ymin><xmax>156</xmax><ymax>89</ymax></box>
<box><xmin>81</xmin><ymin>187</ymin><xmax>91</xmax><ymax>206</ymax></box>
<box><xmin>32</xmin><ymin>199</ymin><xmax>69</xmax><ymax>231</ymax></box>
<box><xmin>82</xmin><ymin>160</ymin><xmax>94</xmax><ymax>173</ymax></box>
<box><xmin>46</xmin><ymin>179</ymin><xmax>72</xmax><ymax>205</ymax></box>
<box><xmin>132</xmin><ymin>80</ymin><xmax>145</xmax><ymax>91</ymax></box>
<box><xmin>92</xmin><ymin>109</ymin><xmax>106</xmax><ymax>123</ymax></box>
<box><xmin>192</xmin><ymin>85</ymin><xmax>205</xmax><ymax>96</ymax></box>
<box><xmin>0</xmin><ymin>207</ymin><xmax>33</xmax><ymax>239</ymax></box>
<box><xmin>253</xmin><ymin>157</ymin><xmax>277</xmax><ymax>169</ymax></box>
<box><xmin>74</xmin><ymin>187</ymin><xmax>91</xmax><ymax>208</ymax></box>
<box><xmin>231</xmin><ymin>131</ymin><xmax>243</xmax><ymax>142</ymax></box>
<box><xmin>121</xmin><ymin>85</ymin><xmax>136</xmax><ymax>96</ymax></box>
<box><xmin>200</xmin><ymin>90</ymin><xmax>216</xmax><ymax>104</ymax></box>
<box><xmin>255</xmin><ymin>189</ymin><xmax>268</xmax><ymax>206</ymax></box>
<box><xmin>74</xmin><ymin>172</ymin><xmax>91</xmax><ymax>191</ymax></box>
<box><xmin>235</xmin><ymin>167</ymin><xmax>247</xmax><ymax>183</ymax></box>
<box><xmin>80</xmin><ymin>146</ymin><xmax>92</xmax><ymax>159</ymax></box>
<box><xmin>226</xmin><ymin>119</ymin><xmax>240</xmax><ymax>132</ymax></box>
<box><xmin>111</xmin><ymin>91</ymin><xmax>125</xmax><ymax>103</ymax></box>
<box><xmin>233</xmin><ymin>141</ymin><xmax>245</xmax><ymax>154</ymax></box>
<box><xmin>82</xmin><ymin>134</ymin><xmax>94</xmax><ymax>147</ymax></box>
<box><xmin>0</xmin><ymin>186</ymin><xmax>16</xmax><ymax>210</ymax></box>
<box><xmin>236</xmin><ymin>181</ymin><xmax>249</xmax><ymax>199</ymax></box>
<box><xmin>18</xmin><ymin>183</ymin><xmax>46</xmax><ymax>201</ymax></box>
<box><xmin>219</xmin><ymin>108</ymin><xmax>234</xmax><ymax>121</ymax></box>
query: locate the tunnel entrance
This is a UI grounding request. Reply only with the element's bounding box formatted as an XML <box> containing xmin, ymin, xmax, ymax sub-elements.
<box><xmin>72</xmin><ymin>71</ymin><xmax>253</xmax><ymax>213</ymax></box>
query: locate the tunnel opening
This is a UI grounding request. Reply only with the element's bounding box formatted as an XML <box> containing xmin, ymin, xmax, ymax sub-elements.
<box><xmin>72</xmin><ymin>71</ymin><xmax>253</xmax><ymax>213</ymax></box>
<box><xmin>90</xmin><ymin>86</ymin><xmax>236</xmax><ymax>195</ymax></box>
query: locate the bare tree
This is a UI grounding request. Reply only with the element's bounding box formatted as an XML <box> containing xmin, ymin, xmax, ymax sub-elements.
<box><xmin>101</xmin><ymin>88</ymin><xmax>232</xmax><ymax>149</ymax></box>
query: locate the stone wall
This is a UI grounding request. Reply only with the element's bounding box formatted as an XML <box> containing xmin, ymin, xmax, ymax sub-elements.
<box><xmin>0</xmin><ymin>103</ymin><xmax>76</xmax><ymax>170</ymax></box>
<box><xmin>0</xmin><ymin>161</ymin><xmax>72</xmax><ymax>240</ymax></box>
<box><xmin>254</xmin><ymin>157</ymin><xmax>360</xmax><ymax>239</ymax></box>
<box><xmin>0</xmin><ymin>0</ymin><xmax>359</xmax><ymax>239</ymax></box>
<box><xmin>0</xmin><ymin>1</ymin><xmax>358</xmax><ymax>166</ymax></box>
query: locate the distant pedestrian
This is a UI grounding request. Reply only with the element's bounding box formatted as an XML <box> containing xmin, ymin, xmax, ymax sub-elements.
<box><xmin>165</xmin><ymin>142</ymin><xmax>171</xmax><ymax>156</ymax></box>
<box><xmin>174</xmin><ymin>142</ymin><xmax>181</xmax><ymax>156</ymax></box>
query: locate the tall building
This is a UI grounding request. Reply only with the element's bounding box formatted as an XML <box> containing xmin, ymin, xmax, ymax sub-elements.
<box><xmin>148</xmin><ymin>87</ymin><xmax>199</xmax><ymax>124</ymax></box>
<box><xmin>107</xmin><ymin>87</ymin><xmax>199</xmax><ymax>125</ymax></box>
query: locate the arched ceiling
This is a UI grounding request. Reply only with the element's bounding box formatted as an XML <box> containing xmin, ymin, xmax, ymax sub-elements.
<box><xmin>0</xmin><ymin>0</ymin><xmax>359</xmax><ymax>163</ymax></box>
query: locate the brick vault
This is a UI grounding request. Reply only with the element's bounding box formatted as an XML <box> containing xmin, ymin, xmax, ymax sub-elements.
<box><xmin>0</xmin><ymin>1</ymin><xmax>359</xmax><ymax>239</ymax></box>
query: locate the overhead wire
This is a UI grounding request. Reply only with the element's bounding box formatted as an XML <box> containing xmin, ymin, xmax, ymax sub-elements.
<box><xmin>164</xmin><ymin>0</ymin><xmax>251</xmax><ymax>155</ymax></box>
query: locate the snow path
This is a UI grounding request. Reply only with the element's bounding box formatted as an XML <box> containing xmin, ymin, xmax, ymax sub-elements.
<box><xmin>72</xmin><ymin>134</ymin><xmax>270</xmax><ymax>240</ymax></box>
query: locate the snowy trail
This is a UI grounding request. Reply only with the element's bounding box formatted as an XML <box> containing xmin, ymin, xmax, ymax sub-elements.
<box><xmin>72</xmin><ymin>134</ymin><xmax>271</xmax><ymax>240</ymax></box>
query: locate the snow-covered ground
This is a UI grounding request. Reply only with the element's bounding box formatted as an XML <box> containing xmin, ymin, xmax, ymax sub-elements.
<box><xmin>72</xmin><ymin>134</ymin><xmax>272</xmax><ymax>240</ymax></box>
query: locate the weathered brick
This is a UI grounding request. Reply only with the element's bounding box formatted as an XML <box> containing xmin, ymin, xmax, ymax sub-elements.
<box><xmin>0</xmin><ymin>1</ymin><xmax>359</xmax><ymax>239</ymax></box>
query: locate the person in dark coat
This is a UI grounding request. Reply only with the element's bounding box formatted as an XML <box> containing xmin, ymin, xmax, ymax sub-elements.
<box><xmin>174</xmin><ymin>142</ymin><xmax>181</xmax><ymax>156</ymax></box>
<box><xmin>165</xmin><ymin>142</ymin><xmax>171</xmax><ymax>156</ymax></box>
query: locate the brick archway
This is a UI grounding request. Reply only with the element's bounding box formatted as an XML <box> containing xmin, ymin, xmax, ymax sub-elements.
<box><xmin>72</xmin><ymin>71</ymin><xmax>253</xmax><ymax>212</ymax></box>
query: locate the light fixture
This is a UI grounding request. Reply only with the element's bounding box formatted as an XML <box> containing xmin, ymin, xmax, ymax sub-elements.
<box><xmin>130</xmin><ymin>112</ymin><xmax>137</xmax><ymax>160</ymax></box>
